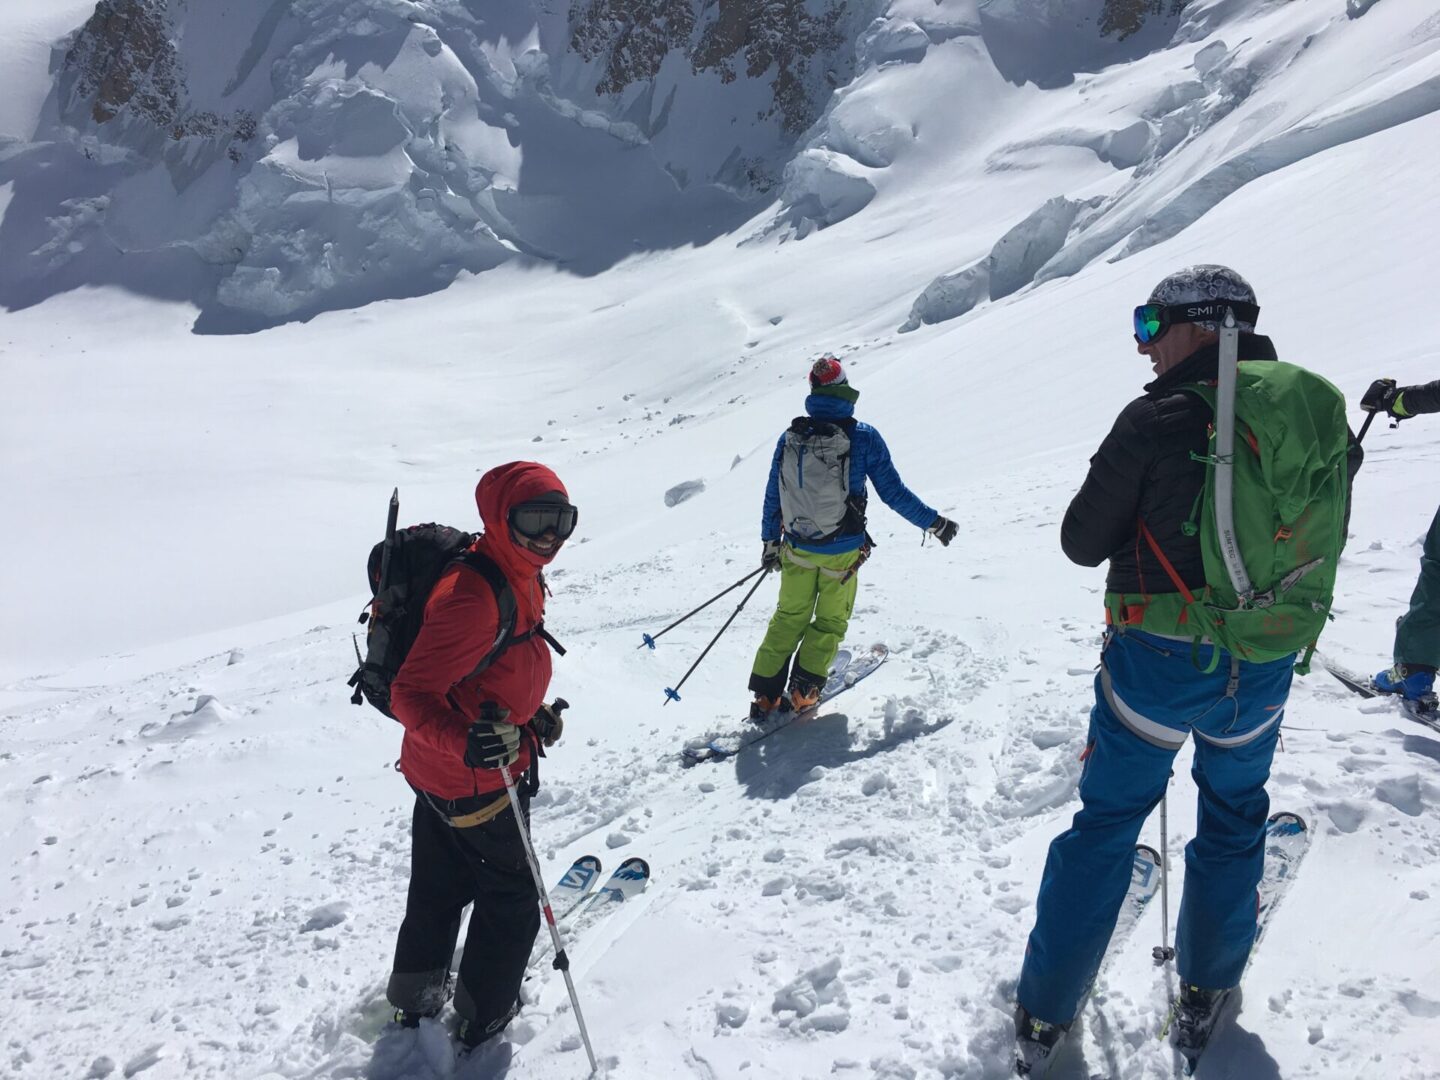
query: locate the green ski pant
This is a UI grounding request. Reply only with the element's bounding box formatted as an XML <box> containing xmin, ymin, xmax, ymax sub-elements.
<box><xmin>749</xmin><ymin>547</ymin><xmax>860</xmax><ymax>696</ymax></box>
<box><xmin>1395</xmin><ymin>504</ymin><xmax>1440</xmax><ymax>670</ymax></box>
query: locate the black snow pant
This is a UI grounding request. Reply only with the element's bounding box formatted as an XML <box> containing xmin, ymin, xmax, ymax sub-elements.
<box><xmin>386</xmin><ymin>790</ymin><xmax>539</xmax><ymax>1038</ymax></box>
<box><xmin>1395</xmin><ymin>504</ymin><xmax>1440</xmax><ymax>670</ymax></box>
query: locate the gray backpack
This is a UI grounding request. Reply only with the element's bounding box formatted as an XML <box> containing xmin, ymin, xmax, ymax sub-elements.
<box><xmin>778</xmin><ymin>417</ymin><xmax>863</xmax><ymax>543</ymax></box>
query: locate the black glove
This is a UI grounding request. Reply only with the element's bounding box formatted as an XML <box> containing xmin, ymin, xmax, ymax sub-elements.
<box><xmin>761</xmin><ymin>539</ymin><xmax>782</xmax><ymax>570</ymax></box>
<box><xmin>1360</xmin><ymin>378</ymin><xmax>1399</xmax><ymax>417</ymax></box>
<box><xmin>464</xmin><ymin>716</ymin><xmax>520</xmax><ymax>769</ymax></box>
<box><xmin>530</xmin><ymin>698</ymin><xmax>568</xmax><ymax>748</ymax></box>
<box><xmin>928</xmin><ymin>515</ymin><xmax>958</xmax><ymax>547</ymax></box>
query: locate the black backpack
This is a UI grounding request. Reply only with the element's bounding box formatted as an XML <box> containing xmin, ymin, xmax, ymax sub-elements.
<box><xmin>348</xmin><ymin>523</ymin><xmax>526</xmax><ymax>719</ymax></box>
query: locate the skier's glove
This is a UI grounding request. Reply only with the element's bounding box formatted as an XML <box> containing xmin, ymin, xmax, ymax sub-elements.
<box><xmin>1360</xmin><ymin>378</ymin><xmax>1400</xmax><ymax>417</ymax></box>
<box><xmin>464</xmin><ymin>716</ymin><xmax>521</xmax><ymax>769</ymax></box>
<box><xmin>761</xmin><ymin>539</ymin><xmax>783</xmax><ymax>570</ymax></box>
<box><xmin>928</xmin><ymin>515</ymin><xmax>958</xmax><ymax>547</ymax></box>
<box><xmin>530</xmin><ymin>700</ymin><xmax>566</xmax><ymax>748</ymax></box>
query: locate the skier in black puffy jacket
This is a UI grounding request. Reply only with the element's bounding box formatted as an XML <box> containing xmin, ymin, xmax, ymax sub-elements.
<box><xmin>1013</xmin><ymin>265</ymin><xmax>1363</xmax><ymax>1075</ymax></box>
<box><xmin>1361</xmin><ymin>378</ymin><xmax>1440</xmax><ymax>706</ymax></box>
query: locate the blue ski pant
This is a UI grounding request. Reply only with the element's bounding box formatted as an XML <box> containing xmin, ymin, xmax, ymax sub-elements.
<box><xmin>1017</xmin><ymin>629</ymin><xmax>1294</xmax><ymax>1026</ymax></box>
<box><xmin>1394</xmin><ymin>503</ymin><xmax>1440</xmax><ymax>670</ymax></box>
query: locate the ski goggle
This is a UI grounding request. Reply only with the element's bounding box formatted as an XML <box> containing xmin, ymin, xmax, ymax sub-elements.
<box><xmin>508</xmin><ymin>501</ymin><xmax>579</xmax><ymax>541</ymax></box>
<box><xmin>1133</xmin><ymin>300</ymin><xmax>1260</xmax><ymax>344</ymax></box>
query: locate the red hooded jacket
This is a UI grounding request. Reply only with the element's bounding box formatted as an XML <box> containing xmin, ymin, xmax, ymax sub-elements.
<box><xmin>390</xmin><ymin>462</ymin><xmax>565</xmax><ymax>799</ymax></box>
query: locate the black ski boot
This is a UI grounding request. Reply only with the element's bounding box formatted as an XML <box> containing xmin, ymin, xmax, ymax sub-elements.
<box><xmin>1013</xmin><ymin>1003</ymin><xmax>1068</xmax><ymax>1076</ymax></box>
<box><xmin>456</xmin><ymin>1001</ymin><xmax>519</xmax><ymax>1054</ymax></box>
<box><xmin>1172</xmin><ymin>983</ymin><xmax>1226</xmax><ymax>1059</ymax></box>
<box><xmin>394</xmin><ymin>1009</ymin><xmax>429</xmax><ymax>1029</ymax></box>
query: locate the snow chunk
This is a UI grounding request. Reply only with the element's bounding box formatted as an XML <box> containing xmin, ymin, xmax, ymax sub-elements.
<box><xmin>140</xmin><ymin>695</ymin><xmax>233</xmax><ymax>743</ymax></box>
<box><xmin>772</xmin><ymin>956</ymin><xmax>848</xmax><ymax>1020</ymax></box>
<box><xmin>85</xmin><ymin>1058</ymin><xmax>115</xmax><ymax>1079</ymax></box>
<box><xmin>715</xmin><ymin>1001</ymin><xmax>750</xmax><ymax>1028</ymax></box>
<box><xmin>122</xmin><ymin>1044</ymin><xmax>164</xmax><ymax>1076</ymax></box>
<box><xmin>605</xmin><ymin>831</ymin><xmax>632</xmax><ymax>849</ymax></box>
<box><xmin>1375</xmin><ymin>775</ymin><xmax>1426</xmax><ymax>817</ymax></box>
<box><xmin>665</xmin><ymin>480</ymin><xmax>706</xmax><ymax>507</ymax></box>
<box><xmin>300</xmin><ymin>901</ymin><xmax>349</xmax><ymax>933</ymax></box>
<box><xmin>762</xmin><ymin>876</ymin><xmax>792</xmax><ymax>897</ymax></box>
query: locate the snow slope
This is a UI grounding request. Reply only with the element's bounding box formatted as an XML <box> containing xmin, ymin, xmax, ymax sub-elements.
<box><xmin>4</xmin><ymin>1</ymin><xmax>1440</xmax><ymax>1079</ymax></box>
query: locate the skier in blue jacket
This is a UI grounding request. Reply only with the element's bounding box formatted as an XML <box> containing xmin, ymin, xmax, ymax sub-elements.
<box><xmin>748</xmin><ymin>356</ymin><xmax>956</xmax><ymax>720</ymax></box>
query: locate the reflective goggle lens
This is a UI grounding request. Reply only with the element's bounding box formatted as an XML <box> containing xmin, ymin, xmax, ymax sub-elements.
<box><xmin>510</xmin><ymin>503</ymin><xmax>578</xmax><ymax>540</ymax></box>
<box><xmin>1133</xmin><ymin>304</ymin><xmax>1165</xmax><ymax>344</ymax></box>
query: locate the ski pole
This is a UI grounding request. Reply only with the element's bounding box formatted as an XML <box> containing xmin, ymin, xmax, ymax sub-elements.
<box><xmin>663</xmin><ymin>566</ymin><xmax>774</xmax><ymax>704</ymax></box>
<box><xmin>1152</xmin><ymin>777</ymin><xmax>1176</xmax><ymax>966</ymax></box>
<box><xmin>498</xmin><ymin>712</ymin><xmax>598</xmax><ymax>1075</ymax></box>
<box><xmin>639</xmin><ymin>564</ymin><xmax>767</xmax><ymax>649</ymax></box>
<box><xmin>1356</xmin><ymin>411</ymin><xmax>1377</xmax><ymax>445</ymax></box>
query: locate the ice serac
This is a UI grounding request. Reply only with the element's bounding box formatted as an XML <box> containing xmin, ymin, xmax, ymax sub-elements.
<box><xmin>901</xmin><ymin>195</ymin><xmax>1100</xmax><ymax>330</ymax></box>
<box><xmin>977</xmin><ymin>0</ymin><xmax>1185</xmax><ymax>89</ymax></box>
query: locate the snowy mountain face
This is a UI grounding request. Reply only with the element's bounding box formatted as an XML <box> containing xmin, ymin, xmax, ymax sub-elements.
<box><xmin>2</xmin><ymin>0</ymin><xmax>873</xmax><ymax>330</ymax></box>
<box><xmin>5</xmin><ymin>1</ymin><xmax>1440</xmax><ymax>1079</ymax></box>
<box><xmin>0</xmin><ymin>0</ymin><xmax>1236</xmax><ymax>331</ymax></box>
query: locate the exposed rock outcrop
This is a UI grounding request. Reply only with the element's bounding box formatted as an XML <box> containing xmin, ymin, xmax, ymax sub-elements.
<box><xmin>58</xmin><ymin>0</ymin><xmax>256</xmax><ymax>163</ymax></box>
<box><xmin>571</xmin><ymin>0</ymin><xmax>849</xmax><ymax>135</ymax></box>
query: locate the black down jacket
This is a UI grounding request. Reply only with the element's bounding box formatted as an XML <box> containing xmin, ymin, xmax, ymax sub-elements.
<box><xmin>1061</xmin><ymin>334</ymin><xmax>1363</xmax><ymax>595</ymax></box>
<box><xmin>1398</xmin><ymin>379</ymin><xmax>1440</xmax><ymax>416</ymax></box>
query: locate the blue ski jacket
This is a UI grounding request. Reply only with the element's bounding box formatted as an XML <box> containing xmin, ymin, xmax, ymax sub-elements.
<box><xmin>761</xmin><ymin>394</ymin><xmax>936</xmax><ymax>554</ymax></box>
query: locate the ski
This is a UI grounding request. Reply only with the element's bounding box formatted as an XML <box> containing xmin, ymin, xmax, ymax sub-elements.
<box><xmin>1015</xmin><ymin>844</ymin><xmax>1162</xmax><ymax>1077</ymax></box>
<box><xmin>1316</xmin><ymin>655</ymin><xmax>1440</xmax><ymax>733</ymax></box>
<box><xmin>531</xmin><ymin>856</ymin><xmax>650</xmax><ymax>966</ymax></box>
<box><xmin>550</xmin><ymin>854</ymin><xmax>603</xmax><ymax>923</ymax></box>
<box><xmin>575</xmin><ymin>855</ymin><xmax>651</xmax><ymax>916</ymax></box>
<box><xmin>1164</xmin><ymin>812</ymin><xmax>1310</xmax><ymax>1076</ymax></box>
<box><xmin>682</xmin><ymin>645</ymin><xmax>889</xmax><ymax>766</ymax></box>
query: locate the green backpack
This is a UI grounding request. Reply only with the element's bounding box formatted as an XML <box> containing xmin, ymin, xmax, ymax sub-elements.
<box><xmin>1134</xmin><ymin>357</ymin><xmax>1350</xmax><ymax>672</ymax></box>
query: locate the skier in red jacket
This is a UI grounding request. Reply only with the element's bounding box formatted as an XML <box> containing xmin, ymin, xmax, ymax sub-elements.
<box><xmin>385</xmin><ymin>461</ymin><xmax>577</xmax><ymax>1050</ymax></box>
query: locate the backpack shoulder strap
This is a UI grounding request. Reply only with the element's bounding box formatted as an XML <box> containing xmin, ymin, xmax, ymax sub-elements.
<box><xmin>453</xmin><ymin>550</ymin><xmax>566</xmax><ymax>683</ymax></box>
<box><xmin>455</xmin><ymin>550</ymin><xmax>519</xmax><ymax>679</ymax></box>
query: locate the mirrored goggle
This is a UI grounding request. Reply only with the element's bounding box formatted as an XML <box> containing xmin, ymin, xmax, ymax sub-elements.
<box><xmin>509</xmin><ymin>502</ymin><xmax>579</xmax><ymax>540</ymax></box>
<box><xmin>1132</xmin><ymin>300</ymin><xmax>1260</xmax><ymax>344</ymax></box>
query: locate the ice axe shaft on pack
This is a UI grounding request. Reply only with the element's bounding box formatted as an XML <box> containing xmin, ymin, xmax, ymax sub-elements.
<box><xmin>377</xmin><ymin>488</ymin><xmax>400</xmax><ymax>597</ymax></box>
<box><xmin>498</xmin><ymin>699</ymin><xmax>598</xmax><ymax>1075</ymax></box>
<box><xmin>638</xmin><ymin>564</ymin><xmax>768</xmax><ymax>650</ymax></box>
<box><xmin>663</xmin><ymin>566</ymin><xmax>774</xmax><ymax>704</ymax></box>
